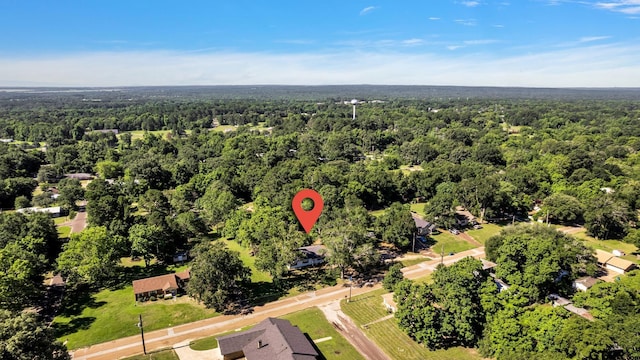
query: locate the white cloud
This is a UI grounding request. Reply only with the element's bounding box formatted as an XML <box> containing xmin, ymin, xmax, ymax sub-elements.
<box><xmin>461</xmin><ymin>1</ymin><xmax>481</xmax><ymax>7</ymax></box>
<box><xmin>463</xmin><ymin>39</ymin><xmax>499</xmax><ymax>45</ymax></box>
<box><xmin>447</xmin><ymin>45</ymin><xmax>465</xmax><ymax>50</ymax></box>
<box><xmin>455</xmin><ymin>19</ymin><xmax>477</xmax><ymax>26</ymax></box>
<box><xmin>402</xmin><ymin>38</ymin><xmax>424</xmax><ymax>45</ymax></box>
<box><xmin>578</xmin><ymin>36</ymin><xmax>611</xmax><ymax>42</ymax></box>
<box><xmin>595</xmin><ymin>0</ymin><xmax>640</xmax><ymax>14</ymax></box>
<box><xmin>1</xmin><ymin>43</ymin><xmax>639</xmax><ymax>87</ymax></box>
<box><xmin>360</xmin><ymin>6</ymin><xmax>378</xmax><ymax>15</ymax></box>
<box><xmin>428</xmin><ymin>17</ymin><xmax>441</xmax><ymax>20</ymax></box>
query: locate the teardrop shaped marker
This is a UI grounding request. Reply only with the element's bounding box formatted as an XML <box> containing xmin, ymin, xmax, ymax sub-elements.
<box><xmin>292</xmin><ymin>189</ymin><xmax>324</xmax><ymax>234</ymax></box>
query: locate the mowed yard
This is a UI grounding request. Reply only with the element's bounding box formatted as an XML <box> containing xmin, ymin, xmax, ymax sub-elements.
<box><xmin>187</xmin><ymin>307</ymin><xmax>363</xmax><ymax>360</ymax></box>
<box><xmin>341</xmin><ymin>289</ymin><xmax>483</xmax><ymax>360</ymax></box>
<box><xmin>53</xmin><ymin>283</ymin><xmax>219</xmax><ymax>349</ymax></box>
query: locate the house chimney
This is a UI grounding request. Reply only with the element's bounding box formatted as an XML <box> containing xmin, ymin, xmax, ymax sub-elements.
<box><xmin>258</xmin><ymin>340</ymin><xmax>263</xmax><ymax>348</ymax></box>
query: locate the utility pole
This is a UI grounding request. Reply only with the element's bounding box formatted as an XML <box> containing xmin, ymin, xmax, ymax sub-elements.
<box><xmin>137</xmin><ymin>314</ymin><xmax>146</xmax><ymax>355</ymax></box>
<box><xmin>412</xmin><ymin>232</ymin><xmax>416</xmax><ymax>253</ymax></box>
<box><xmin>348</xmin><ymin>276</ymin><xmax>352</xmax><ymax>302</ymax></box>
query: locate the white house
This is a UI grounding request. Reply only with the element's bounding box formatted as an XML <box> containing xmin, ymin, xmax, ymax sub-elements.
<box><xmin>573</xmin><ymin>276</ymin><xmax>600</xmax><ymax>292</ymax></box>
<box><xmin>288</xmin><ymin>245</ymin><xmax>325</xmax><ymax>270</ymax></box>
<box><xmin>17</xmin><ymin>206</ymin><xmax>61</xmax><ymax>217</ymax></box>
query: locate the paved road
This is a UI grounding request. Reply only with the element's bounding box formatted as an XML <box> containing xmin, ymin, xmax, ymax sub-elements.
<box><xmin>69</xmin><ymin>211</ymin><xmax>87</xmax><ymax>233</ymax></box>
<box><xmin>70</xmin><ymin>247</ymin><xmax>485</xmax><ymax>360</ymax></box>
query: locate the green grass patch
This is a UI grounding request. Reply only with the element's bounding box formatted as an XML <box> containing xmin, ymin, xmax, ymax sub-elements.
<box><xmin>369</xmin><ymin>208</ymin><xmax>387</xmax><ymax>218</ymax></box>
<box><xmin>282</xmin><ymin>307</ymin><xmax>365</xmax><ymax>360</ymax></box>
<box><xmin>221</xmin><ymin>239</ymin><xmax>272</xmax><ymax>283</ymax></box>
<box><xmin>53</xmin><ymin>284</ymin><xmax>218</xmax><ymax>349</ymax></box>
<box><xmin>400</xmin><ymin>257</ymin><xmax>430</xmax><ymax>267</ymax></box>
<box><xmin>54</xmin><ymin>216</ymin><xmax>69</xmax><ymax>225</ymax></box>
<box><xmin>342</xmin><ymin>290</ymin><xmax>482</xmax><ymax>360</ymax></box>
<box><xmin>57</xmin><ymin>226</ymin><xmax>71</xmax><ymax>239</ymax></box>
<box><xmin>410</xmin><ymin>202</ymin><xmax>427</xmax><ymax>218</ymax></box>
<box><xmin>466</xmin><ymin>223</ymin><xmax>504</xmax><ymax>245</ymax></box>
<box><xmin>573</xmin><ymin>229</ymin><xmax>639</xmax><ymax>264</ymax></box>
<box><xmin>122</xmin><ymin>349</ymin><xmax>179</xmax><ymax>360</ymax></box>
<box><xmin>189</xmin><ymin>325</ymin><xmax>252</xmax><ymax>351</ymax></box>
<box><xmin>430</xmin><ymin>232</ymin><xmax>477</xmax><ymax>254</ymax></box>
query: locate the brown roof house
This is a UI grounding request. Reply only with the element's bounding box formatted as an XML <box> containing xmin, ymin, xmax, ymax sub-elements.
<box><xmin>595</xmin><ymin>250</ymin><xmax>637</xmax><ymax>274</ymax></box>
<box><xmin>132</xmin><ymin>270</ymin><xmax>190</xmax><ymax>301</ymax></box>
<box><xmin>217</xmin><ymin>317</ymin><xmax>319</xmax><ymax>360</ymax></box>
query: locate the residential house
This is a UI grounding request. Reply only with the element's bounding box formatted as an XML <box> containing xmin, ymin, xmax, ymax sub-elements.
<box><xmin>573</xmin><ymin>276</ymin><xmax>600</xmax><ymax>292</ymax></box>
<box><xmin>65</xmin><ymin>173</ymin><xmax>94</xmax><ymax>180</ymax></box>
<box><xmin>132</xmin><ymin>270</ymin><xmax>190</xmax><ymax>301</ymax></box>
<box><xmin>288</xmin><ymin>245</ymin><xmax>325</xmax><ymax>270</ymax></box>
<box><xmin>412</xmin><ymin>213</ymin><xmax>436</xmax><ymax>236</ymax></box>
<box><xmin>595</xmin><ymin>249</ymin><xmax>637</xmax><ymax>274</ymax></box>
<box><xmin>217</xmin><ymin>317</ymin><xmax>319</xmax><ymax>360</ymax></box>
<box><xmin>455</xmin><ymin>206</ymin><xmax>477</xmax><ymax>227</ymax></box>
<box><xmin>17</xmin><ymin>206</ymin><xmax>62</xmax><ymax>217</ymax></box>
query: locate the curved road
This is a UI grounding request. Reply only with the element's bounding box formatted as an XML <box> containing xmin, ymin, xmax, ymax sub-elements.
<box><xmin>71</xmin><ymin>247</ymin><xmax>485</xmax><ymax>360</ymax></box>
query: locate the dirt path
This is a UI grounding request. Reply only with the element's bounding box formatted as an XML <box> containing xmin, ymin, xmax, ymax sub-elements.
<box><xmin>459</xmin><ymin>232</ymin><xmax>482</xmax><ymax>247</ymax></box>
<box><xmin>319</xmin><ymin>301</ymin><xmax>391</xmax><ymax>360</ymax></box>
<box><xmin>70</xmin><ymin>247</ymin><xmax>485</xmax><ymax>360</ymax></box>
<box><xmin>557</xmin><ymin>226</ymin><xmax>585</xmax><ymax>235</ymax></box>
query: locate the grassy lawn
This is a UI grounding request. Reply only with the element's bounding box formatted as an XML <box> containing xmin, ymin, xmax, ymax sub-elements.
<box><xmin>400</xmin><ymin>257</ymin><xmax>430</xmax><ymax>267</ymax></box>
<box><xmin>409</xmin><ymin>202</ymin><xmax>427</xmax><ymax>218</ymax></box>
<box><xmin>57</xmin><ymin>226</ymin><xmax>71</xmax><ymax>239</ymax></box>
<box><xmin>189</xmin><ymin>326</ymin><xmax>252</xmax><ymax>351</ymax></box>
<box><xmin>282</xmin><ymin>307</ymin><xmax>365</xmax><ymax>360</ymax></box>
<box><xmin>342</xmin><ymin>289</ymin><xmax>482</xmax><ymax>360</ymax></box>
<box><xmin>573</xmin><ymin>229</ymin><xmax>639</xmax><ymax>264</ymax></box>
<box><xmin>370</xmin><ymin>208</ymin><xmax>387</xmax><ymax>218</ymax></box>
<box><xmin>429</xmin><ymin>232</ymin><xmax>477</xmax><ymax>254</ymax></box>
<box><xmin>53</xmin><ymin>283</ymin><xmax>218</xmax><ymax>349</ymax></box>
<box><xmin>189</xmin><ymin>308</ymin><xmax>363</xmax><ymax>359</ymax></box>
<box><xmin>221</xmin><ymin>239</ymin><xmax>271</xmax><ymax>283</ymax></box>
<box><xmin>122</xmin><ymin>349</ymin><xmax>179</xmax><ymax>360</ymax></box>
<box><xmin>466</xmin><ymin>223</ymin><xmax>504</xmax><ymax>245</ymax></box>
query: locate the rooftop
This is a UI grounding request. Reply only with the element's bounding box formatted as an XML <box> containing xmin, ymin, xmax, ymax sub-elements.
<box><xmin>217</xmin><ymin>317</ymin><xmax>318</xmax><ymax>360</ymax></box>
<box><xmin>132</xmin><ymin>270</ymin><xmax>190</xmax><ymax>295</ymax></box>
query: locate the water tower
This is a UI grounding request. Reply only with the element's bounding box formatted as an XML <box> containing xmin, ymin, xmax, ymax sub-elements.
<box><xmin>351</xmin><ymin>99</ymin><xmax>358</xmax><ymax>120</ymax></box>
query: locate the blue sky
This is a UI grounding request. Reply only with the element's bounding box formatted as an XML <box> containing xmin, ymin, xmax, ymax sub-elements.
<box><xmin>0</xmin><ymin>0</ymin><xmax>639</xmax><ymax>87</ymax></box>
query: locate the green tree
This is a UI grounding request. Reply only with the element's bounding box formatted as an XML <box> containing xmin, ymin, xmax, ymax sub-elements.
<box><xmin>255</xmin><ymin>224</ymin><xmax>305</xmax><ymax>284</ymax></box>
<box><xmin>187</xmin><ymin>241</ymin><xmax>251</xmax><ymax>311</ymax></box>
<box><xmin>0</xmin><ymin>310</ymin><xmax>70</xmax><ymax>360</ymax></box>
<box><xmin>129</xmin><ymin>224</ymin><xmax>165</xmax><ymax>266</ymax></box>
<box><xmin>95</xmin><ymin>160</ymin><xmax>123</xmax><ymax>179</ymax></box>
<box><xmin>383</xmin><ymin>263</ymin><xmax>404</xmax><ymax>291</ymax></box>
<box><xmin>57</xmin><ymin>178</ymin><xmax>84</xmax><ymax>211</ymax></box>
<box><xmin>374</xmin><ymin>202</ymin><xmax>415</xmax><ymax>250</ymax></box>
<box><xmin>196</xmin><ymin>181</ymin><xmax>239</xmax><ymax>230</ymax></box>
<box><xmin>13</xmin><ymin>195</ymin><xmax>30</xmax><ymax>209</ymax></box>
<box><xmin>486</xmin><ymin>224</ymin><xmax>597</xmax><ymax>302</ymax></box>
<box><xmin>0</xmin><ymin>238</ymin><xmax>47</xmax><ymax>310</ymax></box>
<box><xmin>541</xmin><ymin>193</ymin><xmax>583</xmax><ymax>223</ymax></box>
<box><xmin>584</xmin><ymin>195</ymin><xmax>634</xmax><ymax>239</ymax></box>
<box><xmin>424</xmin><ymin>182</ymin><xmax>458</xmax><ymax>229</ymax></box>
<box><xmin>56</xmin><ymin>227</ymin><xmax>123</xmax><ymax>286</ymax></box>
<box><xmin>321</xmin><ymin>207</ymin><xmax>374</xmax><ymax>278</ymax></box>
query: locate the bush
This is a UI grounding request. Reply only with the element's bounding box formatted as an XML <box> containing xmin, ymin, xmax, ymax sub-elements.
<box><xmin>383</xmin><ymin>263</ymin><xmax>405</xmax><ymax>292</ymax></box>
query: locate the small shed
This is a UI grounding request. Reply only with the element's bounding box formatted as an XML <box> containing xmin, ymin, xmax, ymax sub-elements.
<box><xmin>382</xmin><ymin>293</ymin><xmax>397</xmax><ymax>313</ymax></box>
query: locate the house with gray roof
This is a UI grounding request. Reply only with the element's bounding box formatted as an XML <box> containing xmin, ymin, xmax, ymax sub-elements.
<box><xmin>217</xmin><ymin>317</ymin><xmax>319</xmax><ymax>360</ymax></box>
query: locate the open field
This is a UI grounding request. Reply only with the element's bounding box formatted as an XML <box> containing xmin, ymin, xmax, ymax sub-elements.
<box><xmin>53</xmin><ymin>277</ymin><xmax>218</xmax><ymax>349</ymax></box>
<box><xmin>341</xmin><ymin>289</ymin><xmax>482</xmax><ymax>360</ymax></box>
<box><xmin>573</xmin><ymin>229</ymin><xmax>639</xmax><ymax>264</ymax></box>
<box><xmin>466</xmin><ymin>223</ymin><xmax>504</xmax><ymax>245</ymax></box>
<box><xmin>429</xmin><ymin>231</ymin><xmax>478</xmax><ymax>254</ymax></box>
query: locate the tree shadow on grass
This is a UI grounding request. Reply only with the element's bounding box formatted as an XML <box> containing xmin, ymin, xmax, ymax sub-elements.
<box><xmin>53</xmin><ymin>316</ymin><xmax>97</xmax><ymax>339</ymax></box>
<box><xmin>57</xmin><ymin>285</ymin><xmax>107</xmax><ymax>318</ymax></box>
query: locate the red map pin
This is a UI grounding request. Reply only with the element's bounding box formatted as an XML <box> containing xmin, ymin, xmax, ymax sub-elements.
<box><xmin>292</xmin><ymin>189</ymin><xmax>324</xmax><ymax>234</ymax></box>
